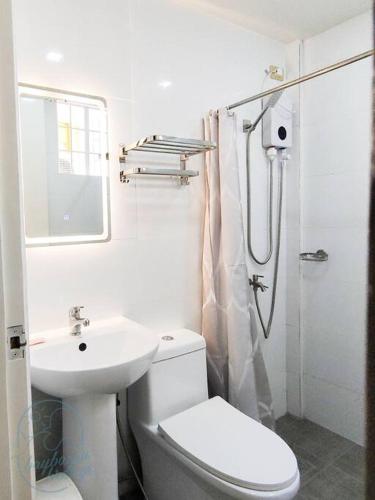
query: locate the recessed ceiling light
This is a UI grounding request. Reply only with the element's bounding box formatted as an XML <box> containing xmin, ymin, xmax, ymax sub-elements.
<box><xmin>159</xmin><ymin>80</ymin><xmax>172</xmax><ymax>89</ymax></box>
<box><xmin>46</xmin><ymin>51</ymin><xmax>64</xmax><ymax>63</ymax></box>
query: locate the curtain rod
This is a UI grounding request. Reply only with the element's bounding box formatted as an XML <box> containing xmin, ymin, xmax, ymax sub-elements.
<box><xmin>227</xmin><ymin>49</ymin><xmax>374</xmax><ymax>110</ymax></box>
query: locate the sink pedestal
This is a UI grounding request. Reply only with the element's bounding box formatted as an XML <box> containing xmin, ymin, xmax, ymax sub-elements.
<box><xmin>63</xmin><ymin>394</ymin><xmax>118</xmax><ymax>500</ymax></box>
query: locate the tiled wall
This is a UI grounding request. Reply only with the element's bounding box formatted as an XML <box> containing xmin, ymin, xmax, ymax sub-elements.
<box><xmin>14</xmin><ymin>0</ymin><xmax>288</xmax><ymax>422</ymax></box>
<box><xmin>300</xmin><ymin>12</ymin><xmax>371</xmax><ymax>445</ymax></box>
<box><xmin>15</xmin><ymin>0</ymin><xmax>371</xmax><ymax>455</ymax></box>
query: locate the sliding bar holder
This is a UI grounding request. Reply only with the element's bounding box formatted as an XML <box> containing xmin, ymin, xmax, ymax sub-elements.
<box><xmin>300</xmin><ymin>249</ymin><xmax>328</xmax><ymax>262</ymax></box>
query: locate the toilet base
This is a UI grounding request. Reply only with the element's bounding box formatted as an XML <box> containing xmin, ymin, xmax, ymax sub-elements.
<box><xmin>132</xmin><ymin>424</ymin><xmax>300</xmax><ymax>500</ymax></box>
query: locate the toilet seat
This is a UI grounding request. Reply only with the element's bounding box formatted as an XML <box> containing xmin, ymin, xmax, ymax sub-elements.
<box><xmin>158</xmin><ymin>397</ymin><xmax>298</xmax><ymax>493</ymax></box>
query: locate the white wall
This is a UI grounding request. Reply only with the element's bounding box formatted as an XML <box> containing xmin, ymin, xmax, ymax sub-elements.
<box><xmin>14</xmin><ymin>0</ymin><xmax>288</xmax><ymax>430</ymax></box>
<box><xmin>300</xmin><ymin>12</ymin><xmax>372</xmax><ymax>445</ymax></box>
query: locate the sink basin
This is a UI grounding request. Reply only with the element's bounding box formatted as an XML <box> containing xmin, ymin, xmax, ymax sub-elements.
<box><xmin>30</xmin><ymin>316</ymin><xmax>159</xmax><ymax>398</ymax></box>
<box><xmin>29</xmin><ymin>316</ymin><xmax>159</xmax><ymax>500</ymax></box>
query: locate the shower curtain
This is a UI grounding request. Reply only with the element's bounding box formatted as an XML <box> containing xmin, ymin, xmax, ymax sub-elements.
<box><xmin>202</xmin><ymin>108</ymin><xmax>274</xmax><ymax>428</ymax></box>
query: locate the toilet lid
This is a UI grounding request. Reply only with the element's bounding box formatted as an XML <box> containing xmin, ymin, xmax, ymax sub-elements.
<box><xmin>158</xmin><ymin>397</ymin><xmax>298</xmax><ymax>492</ymax></box>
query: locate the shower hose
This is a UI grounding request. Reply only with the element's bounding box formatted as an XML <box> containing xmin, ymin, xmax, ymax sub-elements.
<box><xmin>246</xmin><ymin>129</ymin><xmax>284</xmax><ymax>339</ymax></box>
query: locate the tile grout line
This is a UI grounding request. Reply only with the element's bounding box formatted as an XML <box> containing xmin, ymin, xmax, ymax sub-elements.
<box><xmin>298</xmin><ymin>441</ymin><xmax>357</xmax><ymax>489</ymax></box>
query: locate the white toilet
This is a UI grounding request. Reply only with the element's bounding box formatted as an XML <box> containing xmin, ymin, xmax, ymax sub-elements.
<box><xmin>128</xmin><ymin>329</ymin><xmax>300</xmax><ymax>500</ymax></box>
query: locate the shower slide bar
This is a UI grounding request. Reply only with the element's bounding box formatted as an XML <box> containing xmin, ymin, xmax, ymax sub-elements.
<box><xmin>119</xmin><ymin>135</ymin><xmax>216</xmax><ymax>185</ymax></box>
<box><xmin>228</xmin><ymin>49</ymin><xmax>374</xmax><ymax>110</ymax></box>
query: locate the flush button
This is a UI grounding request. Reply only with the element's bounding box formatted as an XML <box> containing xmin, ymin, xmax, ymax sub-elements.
<box><xmin>162</xmin><ymin>336</ymin><xmax>174</xmax><ymax>341</ymax></box>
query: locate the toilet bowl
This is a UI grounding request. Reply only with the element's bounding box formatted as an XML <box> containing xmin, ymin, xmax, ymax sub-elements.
<box><xmin>128</xmin><ymin>329</ymin><xmax>300</xmax><ymax>500</ymax></box>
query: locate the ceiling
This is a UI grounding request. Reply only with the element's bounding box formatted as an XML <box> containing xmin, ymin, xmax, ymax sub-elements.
<box><xmin>187</xmin><ymin>0</ymin><xmax>372</xmax><ymax>42</ymax></box>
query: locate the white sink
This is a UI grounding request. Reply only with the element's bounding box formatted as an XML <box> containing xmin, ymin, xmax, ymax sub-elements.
<box><xmin>29</xmin><ymin>316</ymin><xmax>159</xmax><ymax>500</ymax></box>
<box><xmin>30</xmin><ymin>316</ymin><xmax>159</xmax><ymax>398</ymax></box>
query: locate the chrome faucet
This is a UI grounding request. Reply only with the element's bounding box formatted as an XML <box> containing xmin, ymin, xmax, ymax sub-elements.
<box><xmin>249</xmin><ymin>274</ymin><xmax>268</xmax><ymax>293</ymax></box>
<box><xmin>69</xmin><ymin>306</ymin><xmax>90</xmax><ymax>336</ymax></box>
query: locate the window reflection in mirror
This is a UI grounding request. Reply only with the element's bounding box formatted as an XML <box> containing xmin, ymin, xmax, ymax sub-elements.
<box><xmin>18</xmin><ymin>86</ymin><xmax>110</xmax><ymax>246</ymax></box>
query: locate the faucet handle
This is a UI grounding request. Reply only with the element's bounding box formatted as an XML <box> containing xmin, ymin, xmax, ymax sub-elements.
<box><xmin>70</xmin><ymin>306</ymin><xmax>84</xmax><ymax>319</ymax></box>
<box><xmin>69</xmin><ymin>306</ymin><xmax>89</xmax><ymax>336</ymax></box>
<box><xmin>249</xmin><ymin>275</ymin><xmax>268</xmax><ymax>293</ymax></box>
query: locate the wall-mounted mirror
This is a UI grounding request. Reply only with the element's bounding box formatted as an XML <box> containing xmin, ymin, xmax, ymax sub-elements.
<box><xmin>18</xmin><ymin>85</ymin><xmax>110</xmax><ymax>246</ymax></box>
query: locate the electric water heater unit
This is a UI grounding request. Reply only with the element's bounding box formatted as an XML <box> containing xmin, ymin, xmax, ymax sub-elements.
<box><xmin>262</xmin><ymin>95</ymin><xmax>293</xmax><ymax>149</ymax></box>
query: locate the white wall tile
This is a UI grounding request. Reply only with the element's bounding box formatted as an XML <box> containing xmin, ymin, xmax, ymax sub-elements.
<box><xmin>302</xmin><ymin>170</ymin><xmax>369</xmax><ymax>230</ymax></box>
<box><xmin>302</xmin><ymin>277</ymin><xmax>367</xmax><ymax>336</ymax></box>
<box><xmin>303</xmin><ymin>324</ymin><xmax>366</xmax><ymax>395</ymax></box>
<box><xmin>16</xmin><ymin>0</ymin><xmax>288</xmax><ymax>420</ymax></box>
<box><xmin>272</xmin><ymin>387</ymin><xmax>287</xmax><ymax>421</ymax></box>
<box><xmin>303</xmin><ymin>375</ymin><xmax>365</xmax><ymax>445</ymax></box>
<box><xmin>300</xmin><ymin>11</ymin><xmax>371</xmax><ymax>442</ymax></box>
<box><xmin>302</xmin><ymin>118</ymin><xmax>371</xmax><ymax>177</ymax></box>
<box><xmin>25</xmin><ymin>239</ymin><xmax>139</xmax><ymax>332</ymax></box>
<box><xmin>302</xmin><ymin>59</ymin><xmax>372</xmax><ymax>128</ymax></box>
<box><xmin>287</xmin><ymin>371</ymin><xmax>302</xmax><ymax>417</ymax></box>
<box><xmin>303</xmin><ymin>13</ymin><xmax>372</xmax><ymax>73</ymax></box>
<box><xmin>107</xmin><ymin>98</ymin><xmax>137</xmax><ymax>241</ymax></box>
<box><xmin>286</xmin><ymin>324</ymin><xmax>301</xmax><ymax>375</ymax></box>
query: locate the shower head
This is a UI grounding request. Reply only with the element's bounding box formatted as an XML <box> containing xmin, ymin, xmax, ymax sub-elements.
<box><xmin>264</xmin><ymin>90</ymin><xmax>283</xmax><ymax>109</ymax></box>
<box><xmin>249</xmin><ymin>90</ymin><xmax>284</xmax><ymax>132</ymax></box>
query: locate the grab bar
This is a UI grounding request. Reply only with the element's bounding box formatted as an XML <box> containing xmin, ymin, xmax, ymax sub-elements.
<box><xmin>299</xmin><ymin>249</ymin><xmax>328</xmax><ymax>262</ymax></box>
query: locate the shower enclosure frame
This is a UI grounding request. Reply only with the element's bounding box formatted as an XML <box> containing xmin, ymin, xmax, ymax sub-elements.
<box><xmin>232</xmin><ymin>45</ymin><xmax>374</xmax><ymax>409</ymax></box>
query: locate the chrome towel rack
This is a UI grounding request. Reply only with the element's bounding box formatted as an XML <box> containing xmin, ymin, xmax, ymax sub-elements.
<box><xmin>119</xmin><ymin>135</ymin><xmax>216</xmax><ymax>185</ymax></box>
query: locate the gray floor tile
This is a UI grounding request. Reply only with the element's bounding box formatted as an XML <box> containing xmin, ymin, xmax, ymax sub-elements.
<box><xmin>276</xmin><ymin>413</ymin><xmax>302</xmax><ymax>430</ymax></box>
<box><xmin>299</xmin><ymin>465</ymin><xmax>364</xmax><ymax>500</ymax></box>
<box><xmin>333</xmin><ymin>443</ymin><xmax>366</xmax><ymax>482</ymax></box>
<box><xmin>124</xmin><ymin>416</ymin><xmax>365</xmax><ymax>500</ymax></box>
<box><xmin>294</xmin><ymin>448</ymin><xmax>320</xmax><ymax>486</ymax></box>
<box><xmin>276</xmin><ymin>417</ymin><xmax>308</xmax><ymax>446</ymax></box>
<box><xmin>324</xmin><ymin>465</ymin><xmax>364</xmax><ymax>496</ymax></box>
<box><xmin>295</xmin><ymin>492</ymin><xmax>314</xmax><ymax>500</ymax></box>
<box><xmin>276</xmin><ymin>414</ymin><xmax>365</xmax><ymax>500</ymax></box>
<box><xmin>277</xmin><ymin>414</ymin><xmax>353</xmax><ymax>466</ymax></box>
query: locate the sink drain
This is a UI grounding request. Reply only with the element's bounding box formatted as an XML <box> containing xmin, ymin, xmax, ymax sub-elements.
<box><xmin>161</xmin><ymin>335</ymin><xmax>174</xmax><ymax>341</ymax></box>
<box><xmin>79</xmin><ymin>343</ymin><xmax>87</xmax><ymax>351</ymax></box>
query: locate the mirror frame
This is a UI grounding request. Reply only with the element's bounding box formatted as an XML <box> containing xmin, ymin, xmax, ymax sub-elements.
<box><xmin>18</xmin><ymin>83</ymin><xmax>110</xmax><ymax>246</ymax></box>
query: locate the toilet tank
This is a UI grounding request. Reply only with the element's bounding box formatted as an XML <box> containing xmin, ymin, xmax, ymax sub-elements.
<box><xmin>128</xmin><ymin>329</ymin><xmax>208</xmax><ymax>426</ymax></box>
